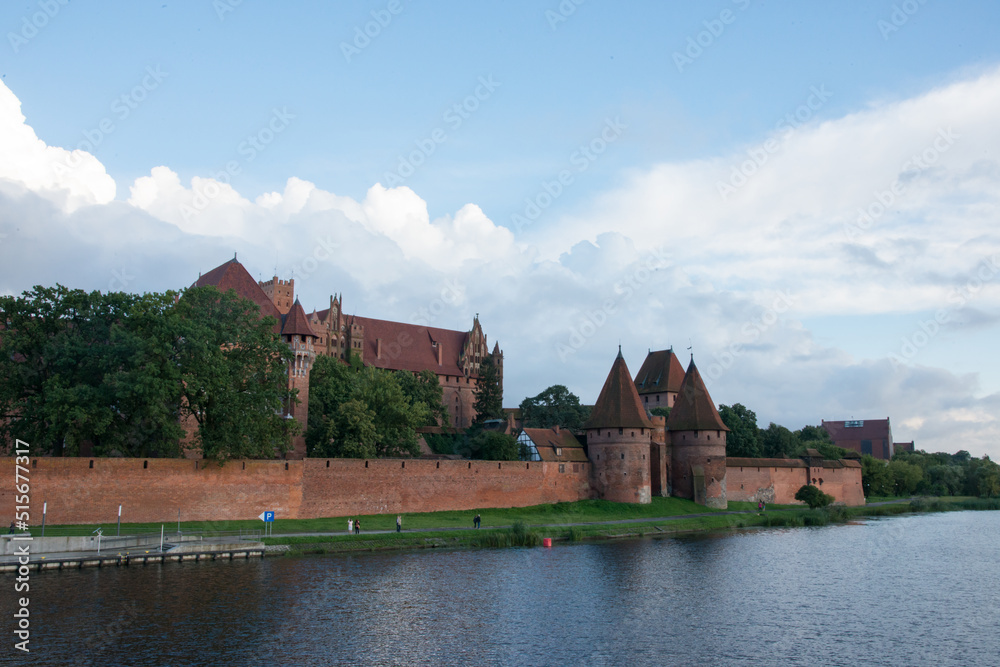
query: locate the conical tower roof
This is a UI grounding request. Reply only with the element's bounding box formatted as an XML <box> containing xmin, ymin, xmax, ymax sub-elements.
<box><xmin>281</xmin><ymin>298</ymin><xmax>317</xmax><ymax>338</ymax></box>
<box><xmin>585</xmin><ymin>349</ymin><xmax>655</xmax><ymax>430</ymax></box>
<box><xmin>666</xmin><ymin>358</ymin><xmax>729</xmax><ymax>431</ymax></box>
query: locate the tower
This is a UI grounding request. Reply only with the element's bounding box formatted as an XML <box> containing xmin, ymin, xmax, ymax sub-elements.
<box><xmin>667</xmin><ymin>358</ymin><xmax>729</xmax><ymax>508</ymax></box>
<box><xmin>259</xmin><ymin>276</ymin><xmax>295</xmax><ymax>315</ymax></box>
<box><xmin>585</xmin><ymin>349</ymin><xmax>655</xmax><ymax>504</ymax></box>
<box><xmin>280</xmin><ymin>298</ymin><xmax>318</xmax><ymax>459</ymax></box>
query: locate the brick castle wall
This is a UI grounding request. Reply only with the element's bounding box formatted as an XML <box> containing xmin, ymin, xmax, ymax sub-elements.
<box><xmin>0</xmin><ymin>457</ymin><xmax>594</xmax><ymax>526</ymax></box>
<box><xmin>726</xmin><ymin>462</ymin><xmax>864</xmax><ymax>506</ymax></box>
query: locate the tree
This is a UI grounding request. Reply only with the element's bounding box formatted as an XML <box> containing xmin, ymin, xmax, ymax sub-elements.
<box><xmin>761</xmin><ymin>423</ymin><xmax>797</xmax><ymax>458</ymax></box>
<box><xmin>397</xmin><ymin>369</ymin><xmax>450</xmax><ymax>428</ymax></box>
<box><xmin>519</xmin><ymin>385</ymin><xmax>590</xmax><ymax>430</ymax></box>
<box><xmin>0</xmin><ymin>286</ymin><xmax>185</xmax><ymax>457</ymax></box>
<box><xmin>718</xmin><ymin>404</ymin><xmax>762</xmax><ymax>458</ymax></box>
<box><xmin>173</xmin><ymin>286</ymin><xmax>297</xmax><ymax>462</ymax></box>
<box><xmin>795</xmin><ymin>484</ymin><xmax>834</xmax><ymax>509</ymax></box>
<box><xmin>886</xmin><ymin>459</ymin><xmax>923</xmax><ymax>496</ymax></box>
<box><xmin>650</xmin><ymin>407</ymin><xmax>671</xmax><ymax>419</ymax></box>
<box><xmin>861</xmin><ymin>454</ymin><xmax>893</xmax><ymax>497</ymax></box>
<box><xmin>305</xmin><ymin>354</ymin><xmax>359</xmax><ymax>456</ymax></box>
<box><xmin>466</xmin><ymin>431</ymin><xmax>519</xmax><ymax>461</ymax></box>
<box><xmin>354</xmin><ymin>367</ymin><xmax>429</xmax><ymax>458</ymax></box>
<box><xmin>472</xmin><ymin>353</ymin><xmax>503</xmax><ymax>424</ymax></box>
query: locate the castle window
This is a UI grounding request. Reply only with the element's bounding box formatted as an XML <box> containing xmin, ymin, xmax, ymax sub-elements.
<box><xmin>618</xmin><ymin>428</ymin><xmax>623</xmax><ymax>435</ymax></box>
<box><xmin>656</xmin><ymin>395</ymin><xmax>660</xmax><ymax>403</ymax></box>
<box><xmin>631</xmin><ymin>432</ymin><xmax>635</xmax><ymax>437</ymax></box>
<box><xmin>644</xmin><ymin>396</ymin><xmax>648</xmax><ymax>403</ymax></box>
<box><xmin>707</xmin><ymin>434</ymin><xmax>711</xmax><ymax>441</ymax></box>
<box><xmin>556</xmin><ymin>448</ymin><xmax>562</xmax><ymax>456</ymax></box>
<box><xmin>621</xmin><ymin>453</ymin><xmax>625</xmax><ymax>460</ymax></box>
<box><xmin>559</xmin><ymin>464</ymin><xmax>566</xmax><ymax>473</ymax></box>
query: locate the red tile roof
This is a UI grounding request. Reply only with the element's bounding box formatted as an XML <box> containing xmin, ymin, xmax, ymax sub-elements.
<box><xmin>281</xmin><ymin>299</ymin><xmax>317</xmax><ymax>338</ymax></box>
<box><xmin>520</xmin><ymin>427</ymin><xmax>588</xmax><ymax>462</ymax></box>
<box><xmin>351</xmin><ymin>315</ymin><xmax>472</xmax><ymax>377</ymax></box>
<box><xmin>634</xmin><ymin>349</ymin><xmax>685</xmax><ymax>395</ymax></box>
<box><xmin>192</xmin><ymin>258</ymin><xmax>282</xmax><ymax>333</ymax></box>
<box><xmin>666</xmin><ymin>358</ymin><xmax>729</xmax><ymax>432</ymax></box>
<box><xmin>585</xmin><ymin>350</ymin><xmax>655</xmax><ymax>429</ymax></box>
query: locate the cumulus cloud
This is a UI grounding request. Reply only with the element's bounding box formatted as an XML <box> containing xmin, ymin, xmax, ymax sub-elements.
<box><xmin>1</xmin><ymin>73</ymin><xmax>998</xmax><ymax>458</ymax></box>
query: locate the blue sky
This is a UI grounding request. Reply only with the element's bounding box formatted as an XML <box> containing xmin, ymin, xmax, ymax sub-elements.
<box><xmin>2</xmin><ymin>1</ymin><xmax>999</xmax><ymax>456</ymax></box>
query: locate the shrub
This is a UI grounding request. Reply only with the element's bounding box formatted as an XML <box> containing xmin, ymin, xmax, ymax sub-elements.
<box><xmin>795</xmin><ymin>484</ymin><xmax>834</xmax><ymax>509</ymax></box>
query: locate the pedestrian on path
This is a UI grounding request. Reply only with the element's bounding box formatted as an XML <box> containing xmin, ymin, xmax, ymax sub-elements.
<box><xmin>8</xmin><ymin>521</ymin><xmax>14</xmax><ymax>534</ymax></box>
<box><xmin>348</xmin><ymin>518</ymin><xmax>353</xmax><ymax>533</ymax></box>
<box><xmin>474</xmin><ymin>514</ymin><xmax>481</xmax><ymax>529</ymax></box>
<box><xmin>396</xmin><ymin>515</ymin><xmax>402</xmax><ymax>532</ymax></box>
<box><xmin>355</xmin><ymin>518</ymin><xmax>361</xmax><ymax>535</ymax></box>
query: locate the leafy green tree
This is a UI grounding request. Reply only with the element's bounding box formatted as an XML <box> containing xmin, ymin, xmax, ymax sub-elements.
<box><xmin>795</xmin><ymin>484</ymin><xmax>834</xmax><ymax>509</ymax></box>
<box><xmin>0</xmin><ymin>286</ymin><xmax>185</xmax><ymax>457</ymax></box>
<box><xmin>173</xmin><ymin>286</ymin><xmax>297</xmax><ymax>462</ymax></box>
<box><xmin>886</xmin><ymin>459</ymin><xmax>923</xmax><ymax>496</ymax></box>
<box><xmin>305</xmin><ymin>354</ymin><xmax>359</xmax><ymax>456</ymax></box>
<box><xmin>861</xmin><ymin>454</ymin><xmax>893</xmax><ymax>497</ymax></box>
<box><xmin>472</xmin><ymin>353</ymin><xmax>504</xmax><ymax>424</ymax></box>
<box><xmin>397</xmin><ymin>369</ymin><xmax>450</xmax><ymax>428</ymax></box>
<box><xmin>718</xmin><ymin>403</ymin><xmax>762</xmax><ymax>458</ymax></box>
<box><xmin>331</xmin><ymin>399</ymin><xmax>378</xmax><ymax>459</ymax></box>
<box><xmin>649</xmin><ymin>407</ymin><xmax>671</xmax><ymax>418</ymax></box>
<box><xmin>761</xmin><ymin>423</ymin><xmax>797</xmax><ymax>458</ymax></box>
<box><xmin>519</xmin><ymin>385</ymin><xmax>590</xmax><ymax>430</ymax></box>
<box><xmin>354</xmin><ymin>367</ymin><xmax>428</xmax><ymax>457</ymax></box>
<box><xmin>465</xmin><ymin>430</ymin><xmax>520</xmax><ymax>461</ymax></box>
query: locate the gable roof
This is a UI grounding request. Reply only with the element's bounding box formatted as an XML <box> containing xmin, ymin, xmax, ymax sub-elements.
<box><xmin>584</xmin><ymin>349</ymin><xmax>655</xmax><ymax>430</ymax></box>
<box><xmin>192</xmin><ymin>258</ymin><xmax>282</xmax><ymax>332</ymax></box>
<box><xmin>634</xmin><ymin>349</ymin><xmax>685</xmax><ymax>395</ymax></box>
<box><xmin>520</xmin><ymin>427</ymin><xmax>588</xmax><ymax>462</ymax></box>
<box><xmin>666</xmin><ymin>358</ymin><xmax>729</xmax><ymax>432</ymax></box>
<box><xmin>281</xmin><ymin>299</ymin><xmax>317</xmax><ymax>338</ymax></box>
<box><xmin>350</xmin><ymin>315</ymin><xmax>472</xmax><ymax>377</ymax></box>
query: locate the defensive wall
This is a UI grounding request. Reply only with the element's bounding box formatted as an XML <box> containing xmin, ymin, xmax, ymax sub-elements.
<box><xmin>726</xmin><ymin>458</ymin><xmax>865</xmax><ymax>506</ymax></box>
<box><xmin>0</xmin><ymin>457</ymin><xmax>594</xmax><ymax>526</ymax></box>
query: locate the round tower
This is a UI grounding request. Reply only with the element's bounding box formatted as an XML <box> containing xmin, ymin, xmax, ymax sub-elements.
<box><xmin>585</xmin><ymin>348</ymin><xmax>654</xmax><ymax>504</ymax></box>
<box><xmin>667</xmin><ymin>358</ymin><xmax>728</xmax><ymax>508</ymax></box>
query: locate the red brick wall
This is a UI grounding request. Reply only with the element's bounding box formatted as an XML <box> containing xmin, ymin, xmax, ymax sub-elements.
<box><xmin>670</xmin><ymin>430</ymin><xmax>727</xmax><ymax>509</ymax></box>
<box><xmin>0</xmin><ymin>457</ymin><xmax>594</xmax><ymax>526</ymax></box>
<box><xmin>587</xmin><ymin>427</ymin><xmax>653</xmax><ymax>504</ymax></box>
<box><xmin>726</xmin><ymin>462</ymin><xmax>864</xmax><ymax>506</ymax></box>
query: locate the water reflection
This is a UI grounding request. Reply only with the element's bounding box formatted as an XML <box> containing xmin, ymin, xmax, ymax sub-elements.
<box><xmin>10</xmin><ymin>511</ymin><xmax>1000</xmax><ymax>666</ymax></box>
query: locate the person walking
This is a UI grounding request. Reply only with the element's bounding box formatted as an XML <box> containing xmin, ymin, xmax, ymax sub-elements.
<box><xmin>348</xmin><ymin>518</ymin><xmax>353</xmax><ymax>533</ymax></box>
<box><xmin>354</xmin><ymin>518</ymin><xmax>361</xmax><ymax>535</ymax></box>
<box><xmin>396</xmin><ymin>515</ymin><xmax>402</xmax><ymax>533</ymax></box>
<box><xmin>474</xmin><ymin>514</ymin><xmax>481</xmax><ymax>529</ymax></box>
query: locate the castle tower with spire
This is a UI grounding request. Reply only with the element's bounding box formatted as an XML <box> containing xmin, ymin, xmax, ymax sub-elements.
<box><xmin>585</xmin><ymin>349</ymin><xmax>655</xmax><ymax>504</ymax></box>
<box><xmin>280</xmin><ymin>298</ymin><xmax>318</xmax><ymax>459</ymax></box>
<box><xmin>666</xmin><ymin>357</ymin><xmax>729</xmax><ymax>509</ymax></box>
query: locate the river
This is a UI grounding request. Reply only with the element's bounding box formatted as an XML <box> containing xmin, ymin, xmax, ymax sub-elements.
<box><xmin>7</xmin><ymin>510</ymin><xmax>999</xmax><ymax>666</ymax></box>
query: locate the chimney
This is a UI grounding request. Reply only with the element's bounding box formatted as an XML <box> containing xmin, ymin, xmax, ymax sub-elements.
<box><xmin>376</xmin><ymin>338</ymin><xmax>382</xmax><ymax>359</ymax></box>
<box><xmin>436</xmin><ymin>342</ymin><xmax>443</xmax><ymax>365</ymax></box>
<box><xmin>554</xmin><ymin>425</ymin><xmax>560</xmax><ymax>434</ymax></box>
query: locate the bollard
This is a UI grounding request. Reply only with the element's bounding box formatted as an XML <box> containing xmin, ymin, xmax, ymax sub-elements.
<box><xmin>542</xmin><ymin>538</ymin><xmax>552</xmax><ymax>548</ymax></box>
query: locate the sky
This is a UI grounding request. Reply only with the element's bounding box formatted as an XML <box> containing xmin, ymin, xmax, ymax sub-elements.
<box><xmin>1</xmin><ymin>1</ymin><xmax>999</xmax><ymax>458</ymax></box>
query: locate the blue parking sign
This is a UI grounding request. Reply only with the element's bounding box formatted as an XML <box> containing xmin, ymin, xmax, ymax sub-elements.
<box><xmin>258</xmin><ymin>511</ymin><xmax>275</xmax><ymax>522</ymax></box>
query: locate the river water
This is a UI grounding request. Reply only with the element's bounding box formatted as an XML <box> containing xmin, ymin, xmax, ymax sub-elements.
<box><xmin>7</xmin><ymin>511</ymin><xmax>999</xmax><ymax>666</ymax></box>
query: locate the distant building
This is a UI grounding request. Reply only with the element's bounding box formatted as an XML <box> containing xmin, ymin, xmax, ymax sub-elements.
<box><xmin>821</xmin><ymin>418</ymin><xmax>894</xmax><ymax>460</ymax></box>
<box><xmin>894</xmin><ymin>441</ymin><xmax>915</xmax><ymax>454</ymax></box>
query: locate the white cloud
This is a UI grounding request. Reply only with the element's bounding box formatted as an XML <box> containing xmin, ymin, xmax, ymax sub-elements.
<box><xmin>1</xmin><ymin>72</ymin><xmax>999</xmax><ymax>459</ymax></box>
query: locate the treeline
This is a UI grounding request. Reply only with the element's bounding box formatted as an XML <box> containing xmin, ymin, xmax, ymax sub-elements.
<box><xmin>0</xmin><ymin>285</ymin><xmax>296</xmax><ymax>461</ymax></box>
<box><xmin>862</xmin><ymin>450</ymin><xmax>1000</xmax><ymax>498</ymax></box>
<box><xmin>718</xmin><ymin>403</ymin><xmax>852</xmax><ymax>460</ymax></box>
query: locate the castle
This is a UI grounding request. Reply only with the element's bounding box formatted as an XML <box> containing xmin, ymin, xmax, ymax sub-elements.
<box><xmin>193</xmin><ymin>257</ymin><xmax>501</xmax><ymax>457</ymax></box>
